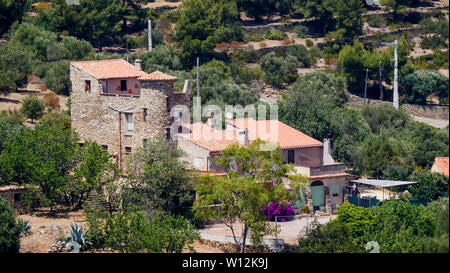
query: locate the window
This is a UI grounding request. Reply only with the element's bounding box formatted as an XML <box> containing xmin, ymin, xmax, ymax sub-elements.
<box><xmin>85</xmin><ymin>80</ymin><xmax>91</xmax><ymax>92</ymax></box>
<box><xmin>101</xmin><ymin>145</ymin><xmax>108</xmax><ymax>151</ymax></box>
<box><xmin>120</xmin><ymin>80</ymin><xmax>127</xmax><ymax>91</ymax></box>
<box><xmin>174</xmin><ymin>111</ymin><xmax>182</xmax><ymax>123</ymax></box>
<box><xmin>288</xmin><ymin>150</ymin><xmax>295</xmax><ymax>164</ymax></box>
<box><xmin>143</xmin><ymin>108</ymin><xmax>147</xmax><ymax>121</ymax></box>
<box><xmin>178</xmin><ymin>125</ymin><xmax>183</xmax><ymax>133</ymax></box>
<box><xmin>14</xmin><ymin>193</ymin><xmax>22</xmax><ymax>202</ymax></box>
<box><xmin>166</xmin><ymin>128</ymin><xmax>171</xmax><ymax>140</ymax></box>
<box><xmin>166</xmin><ymin>97</ymin><xmax>170</xmax><ymax>111</ymax></box>
<box><xmin>125</xmin><ymin>147</ymin><xmax>132</xmax><ymax>154</ymax></box>
<box><xmin>124</xmin><ymin>113</ymin><xmax>133</xmax><ymax>134</ymax></box>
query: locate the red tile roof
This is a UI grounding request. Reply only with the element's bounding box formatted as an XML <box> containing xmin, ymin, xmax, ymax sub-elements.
<box><xmin>177</xmin><ymin>123</ymin><xmax>238</xmax><ymax>152</ymax></box>
<box><xmin>228</xmin><ymin>118</ymin><xmax>323</xmax><ymax>149</ymax></box>
<box><xmin>138</xmin><ymin>71</ymin><xmax>177</xmax><ymax>81</ymax></box>
<box><xmin>434</xmin><ymin>157</ymin><xmax>449</xmax><ymax>176</ymax></box>
<box><xmin>177</xmin><ymin>118</ymin><xmax>323</xmax><ymax>152</ymax></box>
<box><xmin>309</xmin><ymin>173</ymin><xmax>356</xmax><ymax>180</ymax></box>
<box><xmin>71</xmin><ymin>59</ymin><xmax>147</xmax><ymax>79</ymax></box>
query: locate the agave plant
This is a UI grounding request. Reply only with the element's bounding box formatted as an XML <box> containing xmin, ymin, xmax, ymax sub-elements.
<box><xmin>21</xmin><ymin>220</ymin><xmax>32</xmax><ymax>237</ymax></box>
<box><xmin>69</xmin><ymin>223</ymin><xmax>87</xmax><ymax>247</ymax></box>
<box><xmin>58</xmin><ymin>223</ymin><xmax>90</xmax><ymax>251</ymax></box>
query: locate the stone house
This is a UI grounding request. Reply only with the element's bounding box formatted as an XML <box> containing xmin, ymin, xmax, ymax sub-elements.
<box><xmin>0</xmin><ymin>185</ymin><xmax>26</xmax><ymax>214</ymax></box>
<box><xmin>176</xmin><ymin>117</ymin><xmax>353</xmax><ymax>212</ymax></box>
<box><xmin>70</xmin><ymin>59</ymin><xmax>190</xmax><ymax>166</ymax></box>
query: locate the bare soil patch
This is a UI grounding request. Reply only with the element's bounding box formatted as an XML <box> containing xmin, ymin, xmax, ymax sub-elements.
<box><xmin>18</xmin><ymin>209</ymin><xmax>86</xmax><ymax>253</ymax></box>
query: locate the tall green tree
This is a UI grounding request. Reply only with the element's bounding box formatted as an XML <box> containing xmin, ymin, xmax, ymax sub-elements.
<box><xmin>0</xmin><ymin>123</ymin><xmax>78</xmax><ymax>207</ymax></box>
<box><xmin>34</xmin><ymin>0</ymin><xmax>123</xmax><ymax>50</ymax></box>
<box><xmin>0</xmin><ymin>0</ymin><xmax>30</xmax><ymax>35</ymax></box>
<box><xmin>174</xmin><ymin>0</ymin><xmax>242</xmax><ymax>67</ymax></box>
<box><xmin>126</xmin><ymin>138</ymin><xmax>195</xmax><ymax>218</ymax></box>
<box><xmin>195</xmin><ymin>139</ymin><xmax>294</xmax><ymax>253</ymax></box>
<box><xmin>0</xmin><ymin>42</ymin><xmax>34</xmax><ymax>95</ymax></box>
<box><xmin>20</xmin><ymin>95</ymin><xmax>46</xmax><ymax>123</ymax></box>
<box><xmin>335</xmin><ymin>0</ymin><xmax>365</xmax><ymax>38</ymax></box>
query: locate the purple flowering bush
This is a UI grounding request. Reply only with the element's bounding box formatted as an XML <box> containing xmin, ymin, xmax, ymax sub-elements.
<box><xmin>261</xmin><ymin>200</ymin><xmax>295</xmax><ymax>222</ymax></box>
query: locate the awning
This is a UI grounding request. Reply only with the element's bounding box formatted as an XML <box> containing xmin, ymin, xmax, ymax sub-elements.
<box><xmin>350</xmin><ymin>179</ymin><xmax>418</xmax><ymax>188</ymax></box>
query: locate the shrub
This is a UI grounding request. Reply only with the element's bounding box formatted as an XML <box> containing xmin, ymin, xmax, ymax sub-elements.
<box><xmin>0</xmin><ymin>196</ymin><xmax>23</xmax><ymax>253</ymax></box>
<box><xmin>294</xmin><ymin>25</ymin><xmax>308</xmax><ymax>38</ymax></box>
<box><xmin>308</xmin><ymin>46</ymin><xmax>322</xmax><ymax>58</ymax></box>
<box><xmin>236</xmin><ymin>66</ymin><xmax>264</xmax><ymax>84</ymax></box>
<box><xmin>264</xmin><ymin>29</ymin><xmax>287</xmax><ymax>40</ymax></box>
<box><xmin>366</xmin><ymin>15</ymin><xmax>387</xmax><ymax>28</ymax></box>
<box><xmin>43</xmin><ymin>92</ymin><xmax>60</xmax><ymax>110</ymax></box>
<box><xmin>261</xmin><ymin>200</ymin><xmax>295</xmax><ymax>222</ymax></box>
<box><xmin>303</xmin><ymin>206</ymin><xmax>310</xmax><ymax>214</ymax></box>
<box><xmin>232</xmin><ymin>46</ymin><xmax>260</xmax><ymax>63</ymax></box>
<box><xmin>305</xmin><ymin>39</ymin><xmax>314</xmax><ymax>47</ymax></box>
<box><xmin>287</xmin><ymin>44</ymin><xmax>312</xmax><ymax>68</ymax></box>
<box><xmin>20</xmin><ymin>95</ymin><xmax>46</xmax><ymax>123</ymax></box>
<box><xmin>282</xmin><ymin>39</ymin><xmax>293</xmax><ymax>45</ymax></box>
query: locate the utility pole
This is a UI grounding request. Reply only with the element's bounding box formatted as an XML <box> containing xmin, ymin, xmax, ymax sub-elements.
<box><xmin>148</xmin><ymin>19</ymin><xmax>152</xmax><ymax>52</ymax></box>
<box><xmin>393</xmin><ymin>40</ymin><xmax>398</xmax><ymax>109</ymax></box>
<box><xmin>379</xmin><ymin>60</ymin><xmax>383</xmax><ymax>101</ymax></box>
<box><xmin>364</xmin><ymin>68</ymin><xmax>369</xmax><ymax>104</ymax></box>
<box><xmin>381</xmin><ymin>40</ymin><xmax>399</xmax><ymax>109</ymax></box>
<box><xmin>196</xmin><ymin>57</ymin><xmax>200</xmax><ymax>98</ymax></box>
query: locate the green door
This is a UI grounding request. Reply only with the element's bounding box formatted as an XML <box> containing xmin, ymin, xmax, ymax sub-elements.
<box><xmin>311</xmin><ymin>185</ymin><xmax>325</xmax><ymax>207</ymax></box>
<box><xmin>294</xmin><ymin>188</ymin><xmax>306</xmax><ymax>209</ymax></box>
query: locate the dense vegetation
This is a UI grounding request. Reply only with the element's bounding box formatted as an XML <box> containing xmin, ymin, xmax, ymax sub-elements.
<box><xmin>0</xmin><ymin>0</ymin><xmax>448</xmax><ymax>253</ymax></box>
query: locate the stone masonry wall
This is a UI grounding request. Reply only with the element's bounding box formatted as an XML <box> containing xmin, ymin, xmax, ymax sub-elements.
<box><xmin>70</xmin><ymin>65</ymin><xmax>190</xmax><ymax>164</ymax></box>
<box><xmin>346</xmin><ymin>95</ymin><xmax>449</xmax><ymax>120</ymax></box>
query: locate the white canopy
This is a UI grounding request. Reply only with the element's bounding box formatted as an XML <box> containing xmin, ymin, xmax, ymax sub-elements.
<box><xmin>350</xmin><ymin>179</ymin><xmax>418</xmax><ymax>188</ymax></box>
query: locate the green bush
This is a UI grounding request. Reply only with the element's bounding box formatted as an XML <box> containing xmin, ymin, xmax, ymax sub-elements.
<box><xmin>366</xmin><ymin>15</ymin><xmax>388</xmax><ymax>28</ymax></box>
<box><xmin>0</xmin><ymin>196</ymin><xmax>23</xmax><ymax>253</ymax></box>
<box><xmin>305</xmin><ymin>39</ymin><xmax>313</xmax><ymax>48</ymax></box>
<box><xmin>287</xmin><ymin>44</ymin><xmax>313</xmax><ymax>68</ymax></box>
<box><xmin>0</xmin><ymin>42</ymin><xmax>34</xmax><ymax>95</ymax></box>
<box><xmin>232</xmin><ymin>46</ymin><xmax>260</xmax><ymax>64</ymax></box>
<box><xmin>264</xmin><ymin>29</ymin><xmax>287</xmax><ymax>40</ymax></box>
<box><xmin>294</xmin><ymin>25</ymin><xmax>309</xmax><ymax>38</ymax></box>
<box><xmin>236</xmin><ymin>66</ymin><xmax>264</xmax><ymax>84</ymax></box>
<box><xmin>399</xmin><ymin>70</ymin><xmax>449</xmax><ymax>105</ymax></box>
<box><xmin>20</xmin><ymin>95</ymin><xmax>46</xmax><ymax>123</ymax></box>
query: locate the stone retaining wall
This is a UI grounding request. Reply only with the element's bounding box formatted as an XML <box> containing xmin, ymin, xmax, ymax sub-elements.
<box><xmin>346</xmin><ymin>95</ymin><xmax>449</xmax><ymax>120</ymax></box>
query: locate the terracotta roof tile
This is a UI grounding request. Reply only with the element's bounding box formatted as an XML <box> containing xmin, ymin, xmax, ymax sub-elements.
<box><xmin>0</xmin><ymin>185</ymin><xmax>25</xmax><ymax>192</ymax></box>
<box><xmin>228</xmin><ymin>118</ymin><xmax>323</xmax><ymax>149</ymax></box>
<box><xmin>177</xmin><ymin>123</ymin><xmax>238</xmax><ymax>152</ymax></box>
<box><xmin>177</xmin><ymin>118</ymin><xmax>323</xmax><ymax>152</ymax></box>
<box><xmin>309</xmin><ymin>173</ymin><xmax>355</xmax><ymax>180</ymax></box>
<box><xmin>435</xmin><ymin>157</ymin><xmax>449</xmax><ymax>176</ymax></box>
<box><xmin>71</xmin><ymin>59</ymin><xmax>147</xmax><ymax>79</ymax></box>
<box><xmin>138</xmin><ymin>71</ymin><xmax>177</xmax><ymax>81</ymax></box>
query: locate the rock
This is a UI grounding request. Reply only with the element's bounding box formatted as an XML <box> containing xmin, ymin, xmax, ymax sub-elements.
<box><xmin>48</xmin><ymin>224</ymin><xmax>59</xmax><ymax>231</ymax></box>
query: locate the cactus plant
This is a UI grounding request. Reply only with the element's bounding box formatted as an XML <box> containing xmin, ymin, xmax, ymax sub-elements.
<box><xmin>21</xmin><ymin>220</ymin><xmax>32</xmax><ymax>237</ymax></box>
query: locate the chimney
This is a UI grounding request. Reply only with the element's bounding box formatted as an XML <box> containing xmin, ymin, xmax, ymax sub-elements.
<box><xmin>182</xmin><ymin>79</ymin><xmax>191</xmax><ymax>95</ymax></box>
<box><xmin>323</xmin><ymin>138</ymin><xmax>335</xmax><ymax>165</ymax></box>
<box><xmin>238</xmin><ymin>129</ymin><xmax>249</xmax><ymax>146</ymax></box>
<box><xmin>206</xmin><ymin>111</ymin><xmax>215</xmax><ymax>128</ymax></box>
<box><xmin>135</xmin><ymin>59</ymin><xmax>142</xmax><ymax>71</ymax></box>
